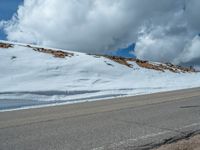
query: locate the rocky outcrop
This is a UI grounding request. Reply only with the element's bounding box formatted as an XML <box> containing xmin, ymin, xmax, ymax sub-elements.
<box><xmin>135</xmin><ymin>59</ymin><xmax>164</xmax><ymax>72</ymax></box>
<box><xmin>101</xmin><ymin>55</ymin><xmax>196</xmax><ymax>73</ymax></box>
<box><xmin>27</xmin><ymin>45</ymin><xmax>74</xmax><ymax>58</ymax></box>
<box><xmin>135</xmin><ymin>59</ymin><xmax>196</xmax><ymax>73</ymax></box>
<box><xmin>165</xmin><ymin>63</ymin><xmax>196</xmax><ymax>73</ymax></box>
<box><xmin>103</xmin><ymin>55</ymin><xmax>134</xmax><ymax>67</ymax></box>
<box><xmin>0</xmin><ymin>43</ymin><xmax>13</xmax><ymax>48</ymax></box>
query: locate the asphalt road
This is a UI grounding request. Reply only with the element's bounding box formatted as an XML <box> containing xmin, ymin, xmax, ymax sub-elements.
<box><xmin>0</xmin><ymin>88</ymin><xmax>200</xmax><ymax>150</ymax></box>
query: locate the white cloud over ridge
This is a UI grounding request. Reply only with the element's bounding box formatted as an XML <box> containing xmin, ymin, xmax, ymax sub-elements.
<box><xmin>1</xmin><ymin>0</ymin><xmax>200</xmax><ymax>65</ymax></box>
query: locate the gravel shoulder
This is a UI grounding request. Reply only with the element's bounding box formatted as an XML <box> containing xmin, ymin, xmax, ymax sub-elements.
<box><xmin>153</xmin><ymin>134</ymin><xmax>200</xmax><ymax>150</ymax></box>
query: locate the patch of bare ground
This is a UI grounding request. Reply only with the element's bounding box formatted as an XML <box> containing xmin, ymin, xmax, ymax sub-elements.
<box><xmin>136</xmin><ymin>60</ymin><xmax>196</xmax><ymax>73</ymax></box>
<box><xmin>153</xmin><ymin>134</ymin><xmax>200</xmax><ymax>150</ymax></box>
<box><xmin>103</xmin><ymin>55</ymin><xmax>134</xmax><ymax>67</ymax></box>
<box><xmin>100</xmin><ymin>55</ymin><xmax>196</xmax><ymax>73</ymax></box>
<box><xmin>135</xmin><ymin>59</ymin><xmax>164</xmax><ymax>72</ymax></box>
<box><xmin>0</xmin><ymin>42</ymin><xmax>13</xmax><ymax>48</ymax></box>
<box><xmin>27</xmin><ymin>45</ymin><xmax>74</xmax><ymax>58</ymax></box>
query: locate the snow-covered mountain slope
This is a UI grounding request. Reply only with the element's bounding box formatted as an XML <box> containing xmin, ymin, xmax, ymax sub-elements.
<box><xmin>0</xmin><ymin>41</ymin><xmax>200</xmax><ymax>111</ymax></box>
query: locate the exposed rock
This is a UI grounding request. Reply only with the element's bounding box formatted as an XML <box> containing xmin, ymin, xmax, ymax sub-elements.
<box><xmin>0</xmin><ymin>43</ymin><xmax>13</xmax><ymax>48</ymax></box>
<box><xmin>101</xmin><ymin>55</ymin><xmax>135</xmax><ymax>67</ymax></box>
<box><xmin>27</xmin><ymin>45</ymin><xmax>74</xmax><ymax>58</ymax></box>
<box><xmin>100</xmin><ymin>55</ymin><xmax>197</xmax><ymax>73</ymax></box>
<box><xmin>136</xmin><ymin>60</ymin><xmax>196</xmax><ymax>73</ymax></box>
<box><xmin>136</xmin><ymin>59</ymin><xmax>164</xmax><ymax>72</ymax></box>
<box><xmin>165</xmin><ymin>63</ymin><xmax>196</xmax><ymax>73</ymax></box>
<box><xmin>11</xmin><ymin>56</ymin><xmax>17</xmax><ymax>60</ymax></box>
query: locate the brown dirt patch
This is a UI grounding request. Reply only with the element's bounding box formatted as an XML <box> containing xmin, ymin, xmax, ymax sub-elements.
<box><xmin>136</xmin><ymin>60</ymin><xmax>196</xmax><ymax>73</ymax></box>
<box><xmin>153</xmin><ymin>135</ymin><xmax>200</xmax><ymax>150</ymax></box>
<box><xmin>136</xmin><ymin>59</ymin><xmax>165</xmax><ymax>72</ymax></box>
<box><xmin>103</xmin><ymin>55</ymin><xmax>135</xmax><ymax>67</ymax></box>
<box><xmin>27</xmin><ymin>45</ymin><xmax>74</xmax><ymax>58</ymax></box>
<box><xmin>0</xmin><ymin>42</ymin><xmax>13</xmax><ymax>48</ymax></box>
<box><xmin>100</xmin><ymin>55</ymin><xmax>196</xmax><ymax>73</ymax></box>
<box><xmin>165</xmin><ymin>63</ymin><xmax>196</xmax><ymax>73</ymax></box>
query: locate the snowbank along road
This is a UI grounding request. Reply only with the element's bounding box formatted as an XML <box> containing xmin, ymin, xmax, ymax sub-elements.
<box><xmin>0</xmin><ymin>41</ymin><xmax>200</xmax><ymax>111</ymax></box>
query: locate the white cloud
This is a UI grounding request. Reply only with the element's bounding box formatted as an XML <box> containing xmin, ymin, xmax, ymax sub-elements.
<box><xmin>134</xmin><ymin>25</ymin><xmax>190</xmax><ymax>64</ymax></box>
<box><xmin>175</xmin><ymin>36</ymin><xmax>200</xmax><ymax>64</ymax></box>
<box><xmin>1</xmin><ymin>0</ymin><xmax>200</xmax><ymax>65</ymax></box>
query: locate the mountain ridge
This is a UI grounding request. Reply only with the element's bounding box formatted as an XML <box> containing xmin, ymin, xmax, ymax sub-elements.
<box><xmin>0</xmin><ymin>41</ymin><xmax>196</xmax><ymax>73</ymax></box>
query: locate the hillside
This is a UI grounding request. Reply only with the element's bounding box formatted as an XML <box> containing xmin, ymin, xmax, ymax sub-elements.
<box><xmin>0</xmin><ymin>41</ymin><xmax>199</xmax><ymax>111</ymax></box>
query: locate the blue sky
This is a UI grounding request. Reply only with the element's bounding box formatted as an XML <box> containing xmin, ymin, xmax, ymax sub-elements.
<box><xmin>108</xmin><ymin>43</ymin><xmax>135</xmax><ymax>58</ymax></box>
<box><xmin>0</xmin><ymin>0</ymin><xmax>23</xmax><ymax>39</ymax></box>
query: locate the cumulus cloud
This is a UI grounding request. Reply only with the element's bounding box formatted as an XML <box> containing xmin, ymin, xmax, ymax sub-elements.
<box><xmin>175</xmin><ymin>36</ymin><xmax>200</xmax><ymax>64</ymax></box>
<box><xmin>1</xmin><ymin>0</ymin><xmax>200</xmax><ymax>65</ymax></box>
<box><xmin>134</xmin><ymin>0</ymin><xmax>200</xmax><ymax>65</ymax></box>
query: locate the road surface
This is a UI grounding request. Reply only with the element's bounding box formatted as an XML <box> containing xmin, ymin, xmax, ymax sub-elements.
<box><xmin>0</xmin><ymin>88</ymin><xmax>200</xmax><ymax>150</ymax></box>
